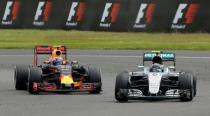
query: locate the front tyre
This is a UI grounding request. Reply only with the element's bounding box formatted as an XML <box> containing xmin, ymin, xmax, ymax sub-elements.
<box><xmin>14</xmin><ymin>65</ymin><xmax>28</xmax><ymax>90</ymax></box>
<box><xmin>179</xmin><ymin>72</ymin><xmax>195</xmax><ymax>101</ymax></box>
<box><xmin>193</xmin><ymin>75</ymin><xmax>197</xmax><ymax>96</ymax></box>
<box><xmin>28</xmin><ymin>67</ymin><xmax>42</xmax><ymax>94</ymax></box>
<box><xmin>88</xmin><ymin>66</ymin><xmax>102</xmax><ymax>94</ymax></box>
<box><xmin>115</xmin><ymin>71</ymin><xmax>129</xmax><ymax>102</ymax></box>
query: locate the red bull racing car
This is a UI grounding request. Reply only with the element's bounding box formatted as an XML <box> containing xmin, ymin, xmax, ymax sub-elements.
<box><xmin>14</xmin><ymin>45</ymin><xmax>102</xmax><ymax>94</ymax></box>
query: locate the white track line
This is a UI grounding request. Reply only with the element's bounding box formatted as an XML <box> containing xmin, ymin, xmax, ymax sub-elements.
<box><xmin>72</xmin><ymin>55</ymin><xmax>210</xmax><ymax>59</ymax></box>
<box><xmin>0</xmin><ymin>54</ymin><xmax>210</xmax><ymax>59</ymax></box>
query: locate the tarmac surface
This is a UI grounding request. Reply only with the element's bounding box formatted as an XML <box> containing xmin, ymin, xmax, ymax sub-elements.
<box><xmin>0</xmin><ymin>49</ymin><xmax>210</xmax><ymax>116</ymax></box>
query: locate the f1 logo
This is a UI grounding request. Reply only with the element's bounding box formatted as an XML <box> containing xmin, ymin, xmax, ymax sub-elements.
<box><xmin>99</xmin><ymin>2</ymin><xmax>120</xmax><ymax>27</ymax></box>
<box><xmin>66</xmin><ymin>2</ymin><xmax>86</xmax><ymax>26</ymax></box>
<box><xmin>171</xmin><ymin>3</ymin><xmax>199</xmax><ymax>29</ymax></box>
<box><xmin>1</xmin><ymin>0</ymin><xmax>20</xmax><ymax>25</ymax></box>
<box><xmin>33</xmin><ymin>0</ymin><xmax>52</xmax><ymax>26</ymax></box>
<box><xmin>172</xmin><ymin>4</ymin><xmax>187</xmax><ymax>24</ymax></box>
<box><xmin>134</xmin><ymin>3</ymin><xmax>156</xmax><ymax>28</ymax></box>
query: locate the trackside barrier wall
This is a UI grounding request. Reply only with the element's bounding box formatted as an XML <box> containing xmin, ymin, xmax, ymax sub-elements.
<box><xmin>0</xmin><ymin>0</ymin><xmax>210</xmax><ymax>32</ymax></box>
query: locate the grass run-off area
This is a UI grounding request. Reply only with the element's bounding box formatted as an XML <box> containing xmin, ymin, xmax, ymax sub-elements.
<box><xmin>0</xmin><ymin>29</ymin><xmax>210</xmax><ymax>50</ymax></box>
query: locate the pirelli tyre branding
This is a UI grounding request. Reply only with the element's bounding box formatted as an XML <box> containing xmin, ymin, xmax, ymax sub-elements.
<box><xmin>171</xmin><ymin>3</ymin><xmax>199</xmax><ymax>29</ymax></box>
<box><xmin>99</xmin><ymin>2</ymin><xmax>120</xmax><ymax>28</ymax></box>
<box><xmin>33</xmin><ymin>0</ymin><xmax>52</xmax><ymax>26</ymax></box>
<box><xmin>1</xmin><ymin>0</ymin><xmax>20</xmax><ymax>25</ymax></box>
<box><xmin>66</xmin><ymin>2</ymin><xmax>86</xmax><ymax>27</ymax></box>
<box><xmin>133</xmin><ymin>3</ymin><xmax>156</xmax><ymax>29</ymax></box>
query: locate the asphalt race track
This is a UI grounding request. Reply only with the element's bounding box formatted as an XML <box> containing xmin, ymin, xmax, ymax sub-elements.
<box><xmin>0</xmin><ymin>50</ymin><xmax>210</xmax><ymax>116</ymax></box>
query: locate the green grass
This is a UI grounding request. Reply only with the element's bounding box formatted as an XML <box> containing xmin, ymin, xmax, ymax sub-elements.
<box><xmin>0</xmin><ymin>29</ymin><xmax>210</xmax><ymax>50</ymax></box>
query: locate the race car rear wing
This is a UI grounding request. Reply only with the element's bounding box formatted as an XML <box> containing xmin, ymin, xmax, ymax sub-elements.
<box><xmin>143</xmin><ymin>51</ymin><xmax>176</xmax><ymax>66</ymax></box>
<box><xmin>34</xmin><ymin>45</ymin><xmax>67</xmax><ymax>65</ymax></box>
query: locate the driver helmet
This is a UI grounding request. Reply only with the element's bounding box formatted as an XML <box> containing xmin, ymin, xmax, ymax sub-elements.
<box><xmin>52</xmin><ymin>57</ymin><xmax>63</xmax><ymax>65</ymax></box>
<box><xmin>51</xmin><ymin>49</ymin><xmax>62</xmax><ymax>59</ymax></box>
<box><xmin>150</xmin><ymin>63</ymin><xmax>164</xmax><ymax>72</ymax></box>
<box><xmin>152</xmin><ymin>56</ymin><xmax>162</xmax><ymax>64</ymax></box>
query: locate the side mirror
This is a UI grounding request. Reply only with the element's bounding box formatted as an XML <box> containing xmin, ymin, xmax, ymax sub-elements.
<box><xmin>43</xmin><ymin>61</ymin><xmax>50</xmax><ymax>64</ymax></box>
<box><xmin>71</xmin><ymin>60</ymin><xmax>78</xmax><ymax>65</ymax></box>
<box><xmin>62</xmin><ymin>60</ymin><xmax>69</xmax><ymax>65</ymax></box>
<box><xmin>138</xmin><ymin>66</ymin><xmax>144</xmax><ymax>68</ymax></box>
<box><xmin>168</xmin><ymin>66</ymin><xmax>175</xmax><ymax>71</ymax></box>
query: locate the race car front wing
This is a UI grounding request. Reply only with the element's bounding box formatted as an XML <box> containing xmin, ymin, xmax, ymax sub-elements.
<box><xmin>33</xmin><ymin>82</ymin><xmax>98</xmax><ymax>92</ymax></box>
<box><xmin>117</xmin><ymin>89</ymin><xmax>191</xmax><ymax>100</ymax></box>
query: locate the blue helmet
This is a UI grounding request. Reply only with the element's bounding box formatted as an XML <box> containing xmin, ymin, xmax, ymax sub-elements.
<box><xmin>52</xmin><ymin>58</ymin><xmax>63</xmax><ymax>65</ymax></box>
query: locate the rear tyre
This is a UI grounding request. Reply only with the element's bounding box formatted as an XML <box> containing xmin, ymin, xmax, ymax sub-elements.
<box><xmin>115</xmin><ymin>71</ymin><xmax>129</xmax><ymax>102</ymax></box>
<box><xmin>14</xmin><ymin>65</ymin><xmax>28</xmax><ymax>90</ymax></box>
<box><xmin>179</xmin><ymin>72</ymin><xmax>195</xmax><ymax>101</ymax></box>
<box><xmin>28</xmin><ymin>67</ymin><xmax>42</xmax><ymax>94</ymax></box>
<box><xmin>88</xmin><ymin>66</ymin><xmax>102</xmax><ymax>94</ymax></box>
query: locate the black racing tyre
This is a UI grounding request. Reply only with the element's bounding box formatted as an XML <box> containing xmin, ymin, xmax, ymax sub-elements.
<box><xmin>179</xmin><ymin>72</ymin><xmax>194</xmax><ymax>101</ymax></box>
<box><xmin>183</xmin><ymin>71</ymin><xmax>197</xmax><ymax>97</ymax></box>
<box><xmin>14</xmin><ymin>65</ymin><xmax>28</xmax><ymax>90</ymax></box>
<box><xmin>193</xmin><ymin>76</ymin><xmax>197</xmax><ymax>97</ymax></box>
<box><xmin>88</xmin><ymin>66</ymin><xmax>102</xmax><ymax>94</ymax></box>
<box><xmin>28</xmin><ymin>67</ymin><xmax>42</xmax><ymax>94</ymax></box>
<box><xmin>115</xmin><ymin>71</ymin><xmax>129</xmax><ymax>102</ymax></box>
